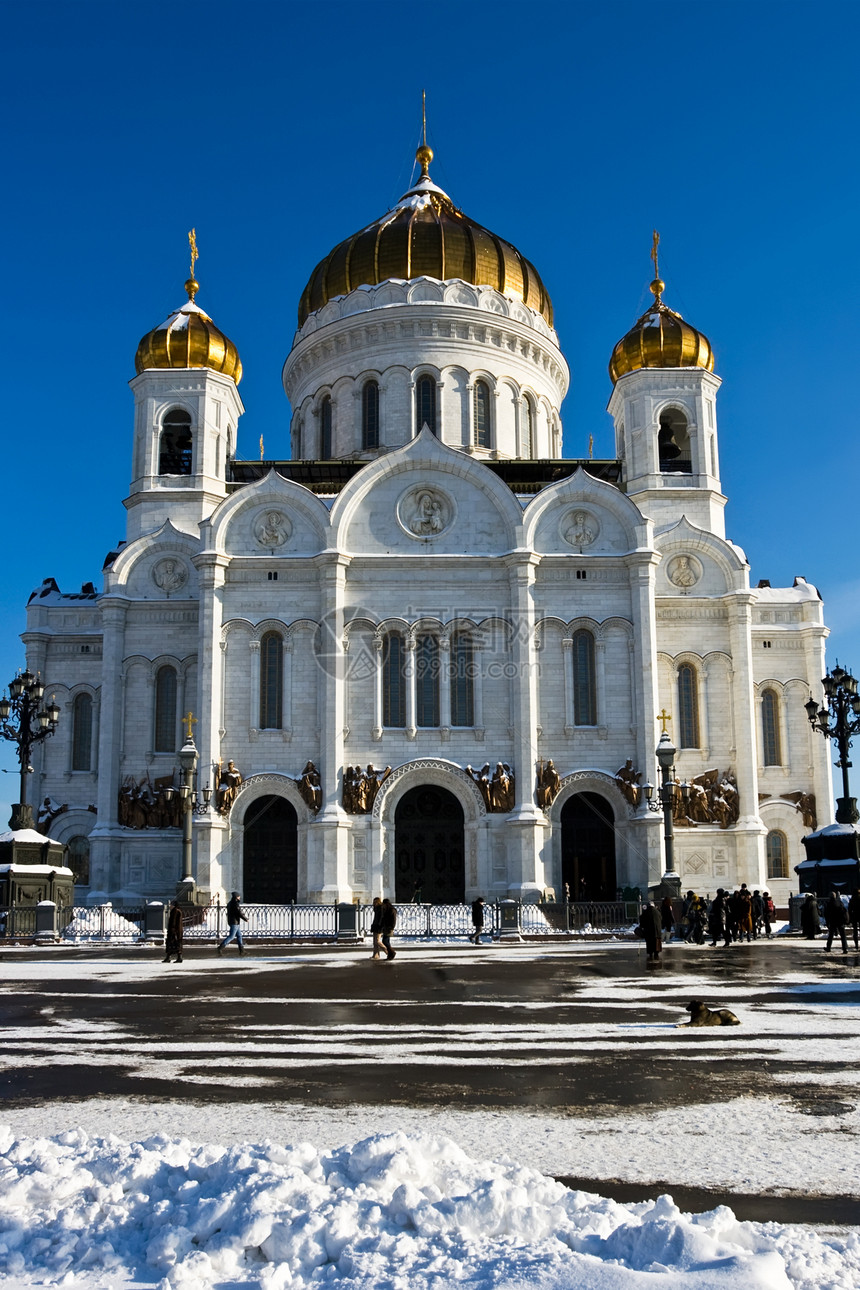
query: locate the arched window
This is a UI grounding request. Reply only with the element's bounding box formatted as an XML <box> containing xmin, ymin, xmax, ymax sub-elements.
<box><xmin>154</xmin><ymin>665</ymin><xmax>177</xmax><ymax>752</ymax></box>
<box><xmin>572</xmin><ymin>630</ymin><xmax>596</xmax><ymax>726</ymax></box>
<box><xmin>382</xmin><ymin>632</ymin><xmax>406</xmax><ymax>727</ymax></box>
<box><xmin>320</xmin><ymin>396</ymin><xmax>332</xmax><ymax>458</ymax></box>
<box><xmin>762</xmin><ymin>689</ymin><xmax>782</xmax><ymax>765</ymax></box>
<box><xmin>766</xmin><ymin>830</ymin><xmax>788</xmax><ymax>880</ymax></box>
<box><xmin>362</xmin><ymin>381</ymin><xmax>379</xmax><ymax>450</ymax></box>
<box><xmin>260</xmin><ymin>632</ymin><xmax>283</xmax><ymax>729</ymax></box>
<box><xmin>473</xmin><ymin>380</ymin><xmax>491</xmax><ymax>448</ymax></box>
<box><xmin>293</xmin><ymin>418</ymin><xmax>302</xmax><ymax>460</ymax></box>
<box><xmin>159</xmin><ymin>409</ymin><xmax>192</xmax><ymax>475</ymax></box>
<box><xmin>72</xmin><ymin>692</ymin><xmax>93</xmax><ymax>771</ymax></box>
<box><xmin>65</xmin><ymin>835</ymin><xmax>90</xmax><ymax>886</ymax></box>
<box><xmin>522</xmin><ymin>398</ymin><xmax>534</xmax><ymax>457</ymax></box>
<box><xmin>416</xmin><ymin>634</ymin><xmax>439</xmax><ymax>727</ymax></box>
<box><xmin>415</xmin><ymin>375</ymin><xmax>437</xmax><ymax>435</ymax></box>
<box><xmin>450</xmin><ymin>633</ymin><xmax>474</xmax><ymax>727</ymax></box>
<box><xmin>678</xmin><ymin>663</ymin><xmax>700</xmax><ymax>748</ymax></box>
<box><xmin>658</xmin><ymin>409</ymin><xmax>692</xmax><ymax>473</ymax></box>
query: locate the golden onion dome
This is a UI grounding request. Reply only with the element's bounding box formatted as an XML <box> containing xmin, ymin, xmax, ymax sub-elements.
<box><xmin>609</xmin><ymin>274</ymin><xmax>714</xmax><ymax>386</ymax></box>
<box><xmin>298</xmin><ymin>146</ymin><xmax>553</xmax><ymax>327</ymax></box>
<box><xmin>135</xmin><ymin>275</ymin><xmax>242</xmax><ymax>385</ymax></box>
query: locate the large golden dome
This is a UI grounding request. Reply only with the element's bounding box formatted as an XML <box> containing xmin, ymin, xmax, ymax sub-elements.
<box><xmin>609</xmin><ymin>275</ymin><xmax>713</xmax><ymax>386</ymax></box>
<box><xmin>135</xmin><ymin>277</ymin><xmax>242</xmax><ymax>384</ymax></box>
<box><xmin>298</xmin><ymin>147</ymin><xmax>553</xmax><ymax>327</ymax></box>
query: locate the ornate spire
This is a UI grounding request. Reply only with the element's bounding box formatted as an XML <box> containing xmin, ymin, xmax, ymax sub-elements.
<box><xmin>415</xmin><ymin>88</ymin><xmax>433</xmax><ymax>178</ymax></box>
<box><xmin>649</xmin><ymin>229</ymin><xmax>665</xmax><ymax>304</ymax></box>
<box><xmin>185</xmin><ymin>228</ymin><xmax>200</xmax><ymax>302</ymax></box>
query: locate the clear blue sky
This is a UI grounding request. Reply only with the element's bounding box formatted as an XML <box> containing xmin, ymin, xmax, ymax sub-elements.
<box><xmin>1</xmin><ymin>0</ymin><xmax>857</xmax><ymax>823</ymax></box>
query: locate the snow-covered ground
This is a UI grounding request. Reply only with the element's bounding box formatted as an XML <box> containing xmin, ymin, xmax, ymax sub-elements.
<box><xmin>2</xmin><ymin>945</ymin><xmax>859</xmax><ymax>1288</ymax></box>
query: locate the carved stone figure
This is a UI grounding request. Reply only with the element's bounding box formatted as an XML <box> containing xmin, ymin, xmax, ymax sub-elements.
<box><xmin>297</xmin><ymin>760</ymin><xmax>322</xmax><ymax>813</ymax></box>
<box><xmin>36</xmin><ymin>796</ymin><xmax>67</xmax><ymax>834</ymax></box>
<box><xmin>152</xmin><ymin>558</ymin><xmax>188</xmax><ymax>595</ymax></box>
<box><xmin>563</xmin><ymin>510</ymin><xmax>596</xmax><ymax>547</ymax></box>
<box><xmin>614</xmin><ymin>759</ymin><xmax>641</xmax><ymax>808</ymax></box>
<box><xmin>536</xmin><ymin>759</ymin><xmax>561</xmax><ymax>809</ymax></box>
<box><xmin>782</xmin><ymin>790</ymin><xmax>817</xmax><ymax>830</ymax></box>
<box><xmin>342</xmin><ymin>763</ymin><xmax>391</xmax><ymax>814</ymax></box>
<box><xmin>216</xmin><ymin>760</ymin><xmax>243</xmax><ymax>814</ymax></box>
<box><xmin>255</xmin><ymin>509</ymin><xmax>291</xmax><ymax>548</ymax></box>
<box><xmin>410</xmin><ymin>490</ymin><xmax>446</xmax><ymax>536</ymax></box>
<box><xmin>668</xmin><ymin>555</ymin><xmax>698</xmax><ymax>589</ymax></box>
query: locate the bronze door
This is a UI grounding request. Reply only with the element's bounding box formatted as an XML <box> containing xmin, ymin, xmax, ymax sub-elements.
<box><xmin>242</xmin><ymin>795</ymin><xmax>298</xmax><ymax>903</ymax></box>
<box><xmin>394</xmin><ymin>785</ymin><xmax>465</xmax><ymax>903</ymax></box>
<box><xmin>561</xmin><ymin>792</ymin><xmax>616</xmax><ymax>901</ymax></box>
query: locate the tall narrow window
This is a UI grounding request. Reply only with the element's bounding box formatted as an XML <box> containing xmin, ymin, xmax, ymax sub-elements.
<box><xmin>66</xmin><ymin>835</ymin><xmax>90</xmax><ymax>885</ymax></box>
<box><xmin>159</xmin><ymin>409</ymin><xmax>192</xmax><ymax>475</ymax></box>
<box><xmin>572</xmin><ymin>629</ymin><xmax>596</xmax><ymax>726</ymax></box>
<box><xmin>762</xmin><ymin>688</ymin><xmax>781</xmax><ymax>765</ymax></box>
<box><xmin>72</xmin><ymin>692</ymin><xmax>93</xmax><ymax>771</ymax></box>
<box><xmin>678</xmin><ymin>663</ymin><xmax>700</xmax><ymax>748</ymax></box>
<box><xmin>294</xmin><ymin>419</ymin><xmax>302</xmax><ymax>460</ymax></box>
<box><xmin>415</xmin><ymin>375</ymin><xmax>437</xmax><ymax>435</ymax></box>
<box><xmin>522</xmin><ymin>398</ymin><xmax>533</xmax><ymax>457</ymax></box>
<box><xmin>154</xmin><ymin>665</ymin><xmax>177</xmax><ymax>752</ymax></box>
<box><xmin>658</xmin><ymin>409</ymin><xmax>692</xmax><ymax>473</ymax></box>
<box><xmin>382</xmin><ymin>632</ymin><xmax>406</xmax><ymax>727</ymax></box>
<box><xmin>473</xmin><ymin>380</ymin><xmax>491</xmax><ymax>448</ymax></box>
<box><xmin>320</xmin><ymin>397</ymin><xmax>332</xmax><ymax>458</ymax></box>
<box><xmin>451</xmin><ymin>633</ymin><xmax>475</xmax><ymax>727</ymax></box>
<box><xmin>260</xmin><ymin>632</ymin><xmax>283</xmax><ymax>729</ymax></box>
<box><xmin>766</xmin><ymin>830</ymin><xmax>788</xmax><ymax>879</ymax></box>
<box><xmin>362</xmin><ymin>381</ymin><xmax>379</xmax><ymax>450</ymax></box>
<box><xmin>415</xmin><ymin>634</ymin><xmax>440</xmax><ymax>727</ymax></box>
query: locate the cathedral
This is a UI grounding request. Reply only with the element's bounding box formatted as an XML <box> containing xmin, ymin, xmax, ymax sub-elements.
<box><xmin>23</xmin><ymin>141</ymin><xmax>833</xmax><ymax>908</ymax></box>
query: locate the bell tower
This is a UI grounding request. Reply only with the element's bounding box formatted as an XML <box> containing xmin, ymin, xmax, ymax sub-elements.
<box><xmin>126</xmin><ymin>233</ymin><xmax>244</xmax><ymax>541</ymax></box>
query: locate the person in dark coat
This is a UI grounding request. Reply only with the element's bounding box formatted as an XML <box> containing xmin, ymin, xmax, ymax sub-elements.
<box><xmin>380</xmin><ymin>897</ymin><xmax>397</xmax><ymax>960</ymax></box>
<box><xmin>660</xmin><ymin>897</ymin><xmax>675</xmax><ymax>942</ymax></box>
<box><xmin>708</xmin><ymin>889</ymin><xmax>731</xmax><ymax>948</ymax></box>
<box><xmin>369</xmin><ymin>896</ymin><xmax>384</xmax><ymax>959</ymax></box>
<box><xmin>800</xmin><ymin>893</ymin><xmax>821</xmax><ymax>940</ymax></box>
<box><xmin>824</xmin><ymin>891</ymin><xmax>849</xmax><ymax>954</ymax></box>
<box><xmin>762</xmin><ymin>891</ymin><xmax>775</xmax><ymax>939</ymax></box>
<box><xmin>218</xmin><ymin>891</ymin><xmax>247</xmax><ymax>955</ymax></box>
<box><xmin>163</xmin><ymin>899</ymin><xmax>184</xmax><ymax>963</ymax></box>
<box><xmin>640</xmin><ymin>901</ymin><xmax>662</xmax><ymax>961</ymax></box>
<box><xmin>848</xmin><ymin>888</ymin><xmax>860</xmax><ymax>951</ymax></box>
<box><xmin>470</xmin><ymin>896</ymin><xmax>485</xmax><ymax>944</ymax></box>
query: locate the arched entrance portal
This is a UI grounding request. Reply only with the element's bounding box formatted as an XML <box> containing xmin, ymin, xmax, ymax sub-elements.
<box><xmin>561</xmin><ymin>792</ymin><xmax>617</xmax><ymax>900</ymax></box>
<box><xmin>242</xmin><ymin>795</ymin><xmax>298</xmax><ymax>903</ymax></box>
<box><xmin>394</xmin><ymin>785</ymin><xmax>465</xmax><ymax>903</ymax></box>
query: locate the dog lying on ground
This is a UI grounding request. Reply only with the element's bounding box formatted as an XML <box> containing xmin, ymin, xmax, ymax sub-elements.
<box><xmin>677</xmin><ymin>999</ymin><xmax>741</xmax><ymax>1027</ymax></box>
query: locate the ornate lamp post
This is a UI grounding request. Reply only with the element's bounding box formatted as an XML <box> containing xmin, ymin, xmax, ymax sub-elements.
<box><xmin>805</xmin><ymin>664</ymin><xmax>860</xmax><ymax>825</ymax></box>
<box><xmin>162</xmin><ymin>712</ymin><xmax>212</xmax><ymax>899</ymax></box>
<box><xmin>643</xmin><ymin>719</ymin><xmax>690</xmax><ymax>894</ymax></box>
<box><xmin>0</xmin><ymin>671</ymin><xmax>61</xmax><ymax>831</ymax></box>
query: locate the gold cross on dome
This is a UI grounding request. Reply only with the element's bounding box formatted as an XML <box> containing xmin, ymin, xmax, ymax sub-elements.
<box><xmin>188</xmin><ymin>228</ymin><xmax>198</xmax><ymax>279</ymax></box>
<box><xmin>651</xmin><ymin>229</ymin><xmax>660</xmax><ymax>278</ymax></box>
<box><xmin>183</xmin><ymin>710</ymin><xmax>197</xmax><ymax>740</ymax></box>
<box><xmin>657</xmin><ymin>709</ymin><xmax>672</xmax><ymax>734</ymax></box>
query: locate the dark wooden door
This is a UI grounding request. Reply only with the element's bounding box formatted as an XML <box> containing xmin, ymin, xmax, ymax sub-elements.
<box><xmin>242</xmin><ymin>795</ymin><xmax>298</xmax><ymax>903</ymax></box>
<box><xmin>561</xmin><ymin>792</ymin><xmax>616</xmax><ymax>900</ymax></box>
<box><xmin>394</xmin><ymin>786</ymin><xmax>465</xmax><ymax>904</ymax></box>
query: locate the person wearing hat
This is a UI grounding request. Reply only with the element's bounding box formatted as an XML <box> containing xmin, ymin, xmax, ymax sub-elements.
<box><xmin>163</xmin><ymin>898</ymin><xmax>184</xmax><ymax>964</ymax></box>
<box><xmin>219</xmin><ymin>891</ymin><xmax>248</xmax><ymax>955</ymax></box>
<box><xmin>707</xmin><ymin>889</ymin><xmax>731</xmax><ymax>948</ymax></box>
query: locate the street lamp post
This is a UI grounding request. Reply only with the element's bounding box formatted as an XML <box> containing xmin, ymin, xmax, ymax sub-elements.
<box><xmin>805</xmin><ymin>664</ymin><xmax>860</xmax><ymax>825</ymax></box>
<box><xmin>643</xmin><ymin>727</ymin><xmax>690</xmax><ymax>895</ymax></box>
<box><xmin>0</xmin><ymin>671</ymin><xmax>61</xmax><ymax>831</ymax></box>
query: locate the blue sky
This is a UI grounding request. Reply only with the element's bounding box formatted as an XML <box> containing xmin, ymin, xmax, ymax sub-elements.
<box><xmin>1</xmin><ymin>0</ymin><xmax>858</xmax><ymax>823</ymax></box>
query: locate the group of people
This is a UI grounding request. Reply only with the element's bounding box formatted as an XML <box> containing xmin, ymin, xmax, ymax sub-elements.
<box><xmin>162</xmin><ymin>891</ymin><xmax>248</xmax><ymax>964</ymax></box>
<box><xmin>369</xmin><ymin>897</ymin><xmax>398</xmax><ymax>959</ymax></box>
<box><xmin>800</xmin><ymin>889</ymin><xmax>860</xmax><ymax>954</ymax></box>
<box><xmin>638</xmin><ymin>884</ymin><xmax>777</xmax><ymax>961</ymax></box>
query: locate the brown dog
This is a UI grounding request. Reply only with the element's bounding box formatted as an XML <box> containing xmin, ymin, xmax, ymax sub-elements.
<box><xmin>677</xmin><ymin>999</ymin><xmax>741</xmax><ymax>1027</ymax></box>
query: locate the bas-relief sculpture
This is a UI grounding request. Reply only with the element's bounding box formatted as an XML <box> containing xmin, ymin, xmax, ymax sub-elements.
<box><xmin>466</xmin><ymin>761</ymin><xmax>515</xmax><ymax>812</ymax></box>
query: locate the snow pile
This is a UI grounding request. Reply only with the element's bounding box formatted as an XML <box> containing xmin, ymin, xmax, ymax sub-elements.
<box><xmin>1</xmin><ymin>1128</ymin><xmax>858</xmax><ymax>1289</ymax></box>
<box><xmin>61</xmin><ymin>904</ymin><xmax>142</xmax><ymax>942</ymax></box>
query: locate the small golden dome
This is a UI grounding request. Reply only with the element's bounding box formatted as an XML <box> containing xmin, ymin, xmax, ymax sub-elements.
<box><xmin>298</xmin><ymin>148</ymin><xmax>553</xmax><ymax>328</ymax></box>
<box><xmin>609</xmin><ymin>277</ymin><xmax>713</xmax><ymax>385</ymax></box>
<box><xmin>135</xmin><ymin>280</ymin><xmax>242</xmax><ymax>385</ymax></box>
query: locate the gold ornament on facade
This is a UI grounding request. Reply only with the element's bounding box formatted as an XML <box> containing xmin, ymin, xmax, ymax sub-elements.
<box><xmin>608</xmin><ymin>230</ymin><xmax>714</xmax><ymax>385</ymax></box>
<box><xmin>134</xmin><ymin>230</ymin><xmax>242</xmax><ymax>384</ymax></box>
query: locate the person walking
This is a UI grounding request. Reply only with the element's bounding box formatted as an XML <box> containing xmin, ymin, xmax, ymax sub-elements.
<box><xmin>218</xmin><ymin>891</ymin><xmax>248</xmax><ymax>955</ymax></box>
<box><xmin>824</xmin><ymin>890</ymin><xmax>849</xmax><ymax>954</ymax></box>
<box><xmin>380</xmin><ymin>897</ymin><xmax>397</xmax><ymax>960</ymax></box>
<box><xmin>163</xmin><ymin>899</ymin><xmax>184</xmax><ymax>964</ymax></box>
<box><xmin>762</xmin><ymin>890</ymin><xmax>775</xmax><ymax>939</ymax></box>
<box><xmin>640</xmin><ymin>901</ymin><xmax>662</xmax><ymax>961</ymax></box>
<box><xmin>751</xmin><ymin>890</ymin><xmax>764</xmax><ymax>939</ymax></box>
<box><xmin>660</xmin><ymin>896</ymin><xmax>675</xmax><ymax>943</ymax></box>
<box><xmin>370</xmin><ymin>896</ymin><xmax>384</xmax><ymax>958</ymax></box>
<box><xmin>708</xmin><ymin>889</ymin><xmax>732</xmax><ymax>948</ymax></box>
<box><xmin>848</xmin><ymin>888</ymin><xmax>860</xmax><ymax>951</ymax></box>
<box><xmin>470</xmin><ymin>896</ymin><xmax>485</xmax><ymax>944</ymax></box>
<box><xmin>800</xmin><ymin>892</ymin><xmax>821</xmax><ymax>940</ymax></box>
<box><xmin>736</xmin><ymin>884</ymin><xmax>754</xmax><ymax>942</ymax></box>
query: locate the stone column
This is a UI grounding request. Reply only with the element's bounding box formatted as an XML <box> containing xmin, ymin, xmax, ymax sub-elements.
<box><xmin>504</xmin><ymin>552</ymin><xmax>545</xmax><ymax>897</ymax></box>
<box><xmin>313</xmin><ymin>551</ymin><xmax>352</xmax><ymax>901</ymax></box>
<box><xmin>728</xmin><ymin>591</ymin><xmax>766</xmax><ymax>882</ymax></box>
<box><xmin>191</xmin><ymin>553</ymin><xmax>229</xmax><ymax>898</ymax></box>
<box><xmin>439</xmin><ymin>633</ymin><xmax>451</xmax><ymax>737</ymax></box>
<box><xmin>626</xmin><ymin>554</ymin><xmax>664</xmax><ymax>885</ymax></box>
<box><xmin>405</xmin><ymin>635</ymin><xmax>417</xmax><ymax>739</ymax></box>
<box><xmin>88</xmin><ymin>598</ymin><xmax>129</xmax><ymax>893</ymax></box>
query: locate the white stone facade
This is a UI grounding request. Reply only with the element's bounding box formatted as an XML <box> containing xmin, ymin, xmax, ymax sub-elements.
<box><xmin>22</xmin><ymin>209</ymin><xmax>833</xmax><ymax>909</ymax></box>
